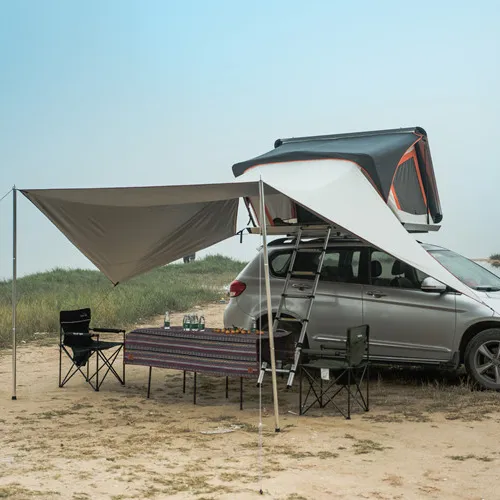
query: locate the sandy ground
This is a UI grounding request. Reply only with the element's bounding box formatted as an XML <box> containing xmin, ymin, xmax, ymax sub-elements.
<box><xmin>1</xmin><ymin>302</ymin><xmax>500</xmax><ymax>500</ymax></box>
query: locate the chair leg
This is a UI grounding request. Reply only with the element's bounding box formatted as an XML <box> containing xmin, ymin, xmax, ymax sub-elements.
<box><xmin>58</xmin><ymin>342</ymin><xmax>62</xmax><ymax>387</ymax></box>
<box><xmin>147</xmin><ymin>366</ymin><xmax>152</xmax><ymax>399</ymax></box>
<box><xmin>87</xmin><ymin>347</ymin><xmax>124</xmax><ymax>390</ymax></box>
<box><xmin>183</xmin><ymin>371</ymin><xmax>186</xmax><ymax>394</ymax></box>
<box><xmin>226</xmin><ymin>376</ymin><xmax>229</xmax><ymax>399</ymax></box>
<box><xmin>366</xmin><ymin>364</ymin><xmax>370</xmax><ymax>411</ymax></box>
<box><xmin>320</xmin><ymin>377</ymin><xmax>323</xmax><ymax>408</ymax></box>
<box><xmin>193</xmin><ymin>372</ymin><xmax>197</xmax><ymax>405</ymax></box>
<box><xmin>59</xmin><ymin>346</ymin><xmax>92</xmax><ymax>388</ymax></box>
<box><xmin>95</xmin><ymin>347</ymin><xmax>99</xmax><ymax>392</ymax></box>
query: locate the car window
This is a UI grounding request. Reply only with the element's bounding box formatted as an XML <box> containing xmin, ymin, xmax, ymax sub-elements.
<box><xmin>321</xmin><ymin>249</ymin><xmax>361</xmax><ymax>283</ymax></box>
<box><xmin>270</xmin><ymin>248</ymin><xmax>361</xmax><ymax>284</ymax></box>
<box><xmin>415</xmin><ymin>269</ymin><xmax>428</xmax><ymax>284</ymax></box>
<box><xmin>270</xmin><ymin>252</ymin><xmax>291</xmax><ymax>277</ymax></box>
<box><xmin>370</xmin><ymin>251</ymin><xmax>419</xmax><ymax>289</ymax></box>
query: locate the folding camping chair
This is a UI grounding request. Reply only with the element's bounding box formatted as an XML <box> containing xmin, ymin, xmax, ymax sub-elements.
<box><xmin>299</xmin><ymin>324</ymin><xmax>370</xmax><ymax>419</ymax></box>
<box><xmin>59</xmin><ymin>308</ymin><xmax>126</xmax><ymax>391</ymax></box>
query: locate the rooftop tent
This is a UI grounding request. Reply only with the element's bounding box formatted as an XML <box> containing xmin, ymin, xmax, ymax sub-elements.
<box><xmin>232</xmin><ymin>127</ymin><xmax>442</xmax><ymax>232</ymax></box>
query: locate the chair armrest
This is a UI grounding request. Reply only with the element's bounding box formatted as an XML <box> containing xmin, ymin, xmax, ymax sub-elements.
<box><xmin>302</xmin><ymin>349</ymin><xmax>326</xmax><ymax>357</ymax></box>
<box><xmin>91</xmin><ymin>327</ymin><xmax>126</xmax><ymax>334</ymax></box>
<box><xmin>302</xmin><ymin>347</ymin><xmax>346</xmax><ymax>359</ymax></box>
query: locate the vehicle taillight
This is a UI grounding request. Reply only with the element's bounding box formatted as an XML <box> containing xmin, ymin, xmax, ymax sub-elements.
<box><xmin>229</xmin><ymin>280</ymin><xmax>246</xmax><ymax>297</ymax></box>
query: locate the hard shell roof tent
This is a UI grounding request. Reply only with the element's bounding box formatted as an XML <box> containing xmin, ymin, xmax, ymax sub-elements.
<box><xmin>232</xmin><ymin>126</ymin><xmax>442</xmax><ymax>234</ymax></box>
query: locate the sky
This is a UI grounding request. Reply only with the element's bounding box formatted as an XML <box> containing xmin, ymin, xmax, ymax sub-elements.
<box><xmin>1</xmin><ymin>0</ymin><xmax>499</xmax><ymax>280</ymax></box>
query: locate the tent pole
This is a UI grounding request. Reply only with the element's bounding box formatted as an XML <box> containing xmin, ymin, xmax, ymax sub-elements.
<box><xmin>12</xmin><ymin>186</ymin><xmax>17</xmax><ymax>401</ymax></box>
<box><xmin>259</xmin><ymin>179</ymin><xmax>280</xmax><ymax>432</ymax></box>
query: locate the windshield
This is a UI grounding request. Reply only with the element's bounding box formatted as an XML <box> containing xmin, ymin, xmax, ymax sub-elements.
<box><xmin>430</xmin><ymin>249</ymin><xmax>500</xmax><ymax>291</ymax></box>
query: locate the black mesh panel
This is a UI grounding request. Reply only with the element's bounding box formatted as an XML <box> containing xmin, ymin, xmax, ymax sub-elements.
<box><xmin>392</xmin><ymin>158</ymin><xmax>427</xmax><ymax>215</ymax></box>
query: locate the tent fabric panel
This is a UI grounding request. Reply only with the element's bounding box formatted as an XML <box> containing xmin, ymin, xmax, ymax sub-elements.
<box><xmin>21</xmin><ymin>184</ymin><xmax>252</xmax><ymax>284</ymax></box>
<box><xmin>236</xmin><ymin>159</ymin><xmax>480</xmax><ymax>303</ymax></box>
<box><xmin>415</xmin><ymin>139</ymin><xmax>443</xmax><ymax>223</ymax></box>
<box><xmin>232</xmin><ymin>128</ymin><xmax>422</xmax><ymax>200</ymax></box>
<box><xmin>387</xmin><ymin>192</ymin><xmax>431</xmax><ymax>226</ymax></box>
<box><xmin>248</xmin><ymin>193</ymin><xmax>295</xmax><ymax>226</ymax></box>
<box><xmin>392</xmin><ymin>158</ymin><xmax>428</xmax><ymax>215</ymax></box>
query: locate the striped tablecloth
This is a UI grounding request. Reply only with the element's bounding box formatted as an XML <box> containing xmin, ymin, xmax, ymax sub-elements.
<box><xmin>124</xmin><ymin>327</ymin><xmax>290</xmax><ymax>378</ymax></box>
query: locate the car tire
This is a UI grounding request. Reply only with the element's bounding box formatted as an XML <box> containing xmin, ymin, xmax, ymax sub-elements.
<box><xmin>464</xmin><ymin>329</ymin><xmax>500</xmax><ymax>391</ymax></box>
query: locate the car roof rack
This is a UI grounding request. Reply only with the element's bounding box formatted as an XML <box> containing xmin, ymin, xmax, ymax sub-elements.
<box><xmin>246</xmin><ymin>224</ymin><xmax>350</xmax><ymax>238</ymax></box>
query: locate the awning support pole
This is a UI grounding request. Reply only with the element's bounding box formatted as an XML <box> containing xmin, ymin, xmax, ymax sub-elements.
<box><xmin>259</xmin><ymin>179</ymin><xmax>280</xmax><ymax>432</ymax></box>
<box><xmin>12</xmin><ymin>186</ymin><xmax>17</xmax><ymax>401</ymax></box>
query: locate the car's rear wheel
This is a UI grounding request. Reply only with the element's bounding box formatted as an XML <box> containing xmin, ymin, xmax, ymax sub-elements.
<box><xmin>464</xmin><ymin>329</ymin><xmax>500</xmax><ymax>390</ymax></box>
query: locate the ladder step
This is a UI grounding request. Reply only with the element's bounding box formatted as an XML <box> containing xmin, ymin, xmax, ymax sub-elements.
<box><xmin>291</xmin><ymin>271</ymin><xmax>317</xmax><ymax>277</ymax></box>
<box><xmin>283</xmin><ymin>293</ymin><xmax>315</xmax><ymax>299</ymax></box>
<box><xmin>262</xmin><ymin>368</ymin><xmax>290</xmax><ymax>374</ymax></box>
<box><xmin>277</xmin><ymin>317</ymin><xmax>303</xmax><ymax>323</ymax></box>
<box><xmin>297</xmin><ymin>248</ymin><xmax>322</xmax><ymax>253</ymax></box>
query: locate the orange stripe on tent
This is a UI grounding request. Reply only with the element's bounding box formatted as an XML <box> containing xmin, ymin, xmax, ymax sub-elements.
<box><xmin>412</xmin><ymin>150</ymin><xmax>428</xmax><ymax>206</ymax></box>
<box><xmin>390</xmin><ymin>186</ymin><xmax>402</xmax><ymax>210</ymax></box>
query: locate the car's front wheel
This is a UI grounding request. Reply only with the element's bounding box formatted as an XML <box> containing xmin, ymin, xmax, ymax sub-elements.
<box><xmin>464</xmin><ymin>329</ymin><xmax>500</xmax><ymax>390</ymax></box>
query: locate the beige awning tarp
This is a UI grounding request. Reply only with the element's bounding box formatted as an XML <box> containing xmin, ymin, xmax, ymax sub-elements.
<box><xmin>21</xmin><ymin>182</ymin><xmax>278</xmax><ymax>284</ymax></box>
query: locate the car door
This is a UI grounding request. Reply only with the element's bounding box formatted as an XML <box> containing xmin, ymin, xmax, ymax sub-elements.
<box><xmin>362</xmin><ymin>249</ymin><xmax>457</xmax><ymax>363</ymax></box>
<box><xmin>305</xmin><ymin>245</ymin><xmax>364</xmax><ymax>350</ymax></box>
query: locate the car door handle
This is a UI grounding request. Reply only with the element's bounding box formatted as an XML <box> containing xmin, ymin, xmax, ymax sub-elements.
<box><xmin>292</xmin><ymin>283</ymin><xmax>312</xmax><ymax>290</ymax></box>
<box><xmin>366</xmin><ymin>290</ymin><xmax>387</xmax><ymax>298</ymax></box>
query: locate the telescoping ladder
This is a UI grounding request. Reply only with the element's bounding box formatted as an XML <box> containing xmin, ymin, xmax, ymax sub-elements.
<box><xmin>257</xmin><ymin>225</ymin><xmax>332</xmax><ymax>388</ymax></box>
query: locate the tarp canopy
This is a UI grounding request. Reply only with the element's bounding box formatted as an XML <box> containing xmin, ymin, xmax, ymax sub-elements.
<box><xmin>21</xmin><ymin>182</ymin><xmax>278</xmax><ymax>284</ymax></box>
<box><xmin>232</xmin><ymin>127</ymin><xmax>442</xmax><ymax>227</ymax></box>
<box><xmin>22</xmin><ymin>164</ymin><xmax>480</xmax><ymax>302</ymax></box>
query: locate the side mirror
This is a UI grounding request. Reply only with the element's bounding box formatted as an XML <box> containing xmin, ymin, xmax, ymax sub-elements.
<box><xmin>421</xmin><ymin>277</ymin><xmax>447</xmax><ymax>293</ymax></box>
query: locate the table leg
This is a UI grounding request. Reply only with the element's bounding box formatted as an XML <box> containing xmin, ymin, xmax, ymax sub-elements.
<box><xmin>183</xmin><ymin>371</ymin><xmax>186</xmax><ymax>394</ymax></box>
<box><xmin>240</xmin><ymin>377</ymin><xmax>243</xmax><ymax>411</ymax></box>
<box><xmin>225</xmin><ymin>376</ymin><xmax>229</xmax><ymax>399</ymax></box>
<box><xmin>147</xmin><ymin>366</ymin><xmax>152</xmax><ymax>399</ymax></box>
<box><xmin>193</xmin><ymin>372</ymin><xmax>197</xmax><ymax>405</ymax></box>
<box><xmin>122</xmin><ymin>332</ymin><xmax>126</xmax><ymax>385</ymax></box>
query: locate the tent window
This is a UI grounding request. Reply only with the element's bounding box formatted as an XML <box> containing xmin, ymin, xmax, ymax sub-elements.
<box><xmin>392</xmin><ymin>158</ymin><xmax>427</xmax><ymax>215</ymax></box>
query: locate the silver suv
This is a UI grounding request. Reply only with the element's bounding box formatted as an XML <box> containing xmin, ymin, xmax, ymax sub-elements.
<box><xmin>224</xmin><ymin>237</ymin><xmax>500</xmax><ymax>390</ymax></box>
